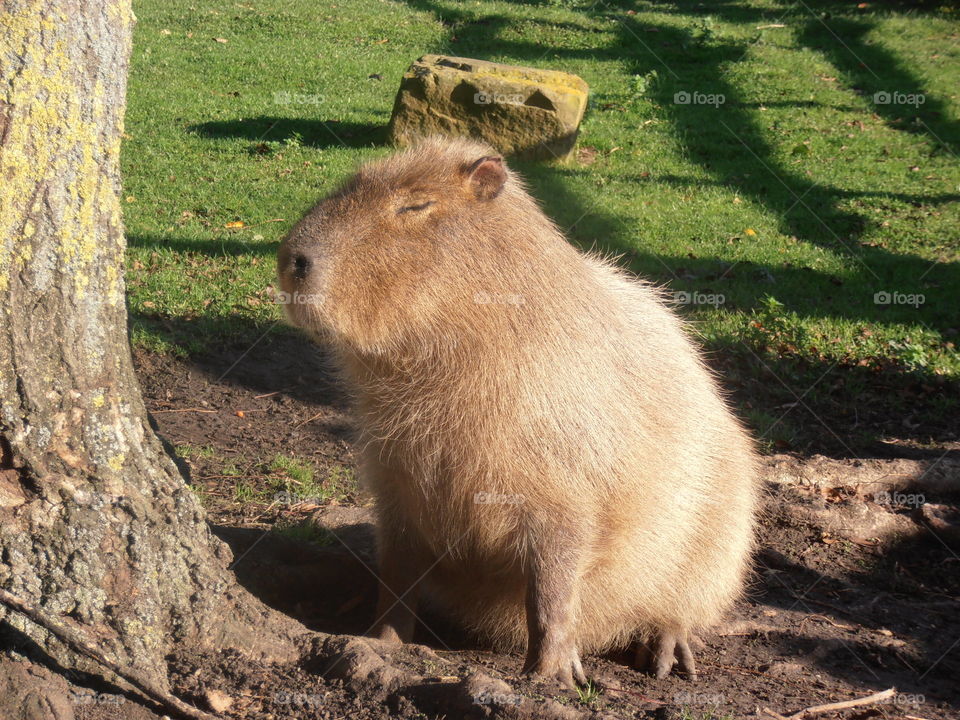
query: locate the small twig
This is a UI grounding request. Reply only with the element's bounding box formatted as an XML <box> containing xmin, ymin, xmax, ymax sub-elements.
<box><xmin>756</xmin><ymin>23</ymin><xmax>786</xmax><ymax>29</ymax></box>
<box><xmin>253</xmin><ymin>390</ymin><xmax>283</xmax><ymax>399</ymax></box>
<box><xmin>766</xmin><ymin>687</ymin><xmax>895</xmax><ymax>719</ymax></box>
<box><xmin>294</xmin><ymin>411</ymin><xmax>324</xmax><ymax>428</ymax></box>
<box><xmin>798</xmin><ymin>613</ymin><xmax>855</xmax><ymax>632</ymax></box>
<box><xmin>151</xmin><ymin>407</ymin><xmax>216</xmax><ymax>414</ymax></box>
<box><xmin>0</xmin><ymin>587</ymin><xmax>219</xmax><ymax>720</ymax></box>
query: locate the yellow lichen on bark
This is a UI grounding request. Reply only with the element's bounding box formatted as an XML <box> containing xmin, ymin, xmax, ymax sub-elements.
<box><xmin>0</xmin><ymin>1</ymin><xmax>132</xmax><ymax>297</ymax></box>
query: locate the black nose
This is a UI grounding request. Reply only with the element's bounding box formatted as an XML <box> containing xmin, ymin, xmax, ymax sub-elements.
<box><xmin>292</xmin><ymin>254</ymin><xmax>311</xmax><ymax>280</ymax></box>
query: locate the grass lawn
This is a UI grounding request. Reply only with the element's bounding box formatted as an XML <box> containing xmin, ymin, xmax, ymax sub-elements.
<box><xmin>123</xmin><ymin>0</ymin><xmax>959</xmax><ymax>453</ymax></box>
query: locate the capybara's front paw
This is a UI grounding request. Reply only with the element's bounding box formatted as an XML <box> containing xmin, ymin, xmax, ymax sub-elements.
<box><xmin>634</xmin><ymin>630</ymin><xmax>698</xmax><ymax>679</ymax></box>
<box><xmin>523</xmin><ymin>645</ymin><xmax>589</xmax><ymax>690</ymax></box>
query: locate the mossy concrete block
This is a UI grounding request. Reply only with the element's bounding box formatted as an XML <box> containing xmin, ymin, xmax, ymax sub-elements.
<box><xmin>387</xmin><ymin>55</ymin><xmax>589</xmax><ymax>162</ymax></box>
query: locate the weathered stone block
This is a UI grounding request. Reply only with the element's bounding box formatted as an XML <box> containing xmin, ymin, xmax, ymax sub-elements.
<box><xmin>387</xmin><ymin>54</ymin><xmax>589</xmax><ymax>161</ymax></box>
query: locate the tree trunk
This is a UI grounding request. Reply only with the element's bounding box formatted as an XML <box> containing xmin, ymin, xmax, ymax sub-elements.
<box><xmin>0</xmin><ymin>0</ymin><xmax>301</xmax><ymax>690</ymax></box>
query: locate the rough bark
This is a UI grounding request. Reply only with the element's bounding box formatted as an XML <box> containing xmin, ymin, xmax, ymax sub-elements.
<box><xmin>0</xmin><ymin>0</ymin><xmax>301</xmax><ymax>689</ymax></box>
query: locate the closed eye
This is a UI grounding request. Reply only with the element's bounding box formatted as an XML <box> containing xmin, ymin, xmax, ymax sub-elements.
<box><xmin>396</xmin><ymin>201</ymin><xmax>435</xmax><ymax>215</ymax></box>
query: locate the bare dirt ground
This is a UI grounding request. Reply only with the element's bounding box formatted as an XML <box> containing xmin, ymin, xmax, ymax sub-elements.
<box><xmin>7</xmin><ymin>330</ymin><xmax>959</xmax><ymax>720</ymax></box>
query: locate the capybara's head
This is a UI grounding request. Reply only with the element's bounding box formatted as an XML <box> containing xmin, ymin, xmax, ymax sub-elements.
<box><xmin>277</xmin><ymin>137</ymin><xmax>515</xmax><ymax>353</ymax></box>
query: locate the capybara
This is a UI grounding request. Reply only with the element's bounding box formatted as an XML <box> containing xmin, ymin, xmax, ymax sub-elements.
<box><xmin>277</xmin><ymin>137</ymin><xmax>759</xmax><ymax>688</ymax></box>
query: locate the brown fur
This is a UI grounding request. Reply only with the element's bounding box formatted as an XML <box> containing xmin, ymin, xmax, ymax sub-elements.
<box><xmin>277</xmin><ymin>137</ymin><xmax>759</xmax><ymax>684</ymax></box>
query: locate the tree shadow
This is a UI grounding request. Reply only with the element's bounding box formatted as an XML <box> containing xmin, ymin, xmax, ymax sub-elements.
<box><xmin>796</xmin><ymin>13</ymin><xmax>958</xmax><ymax>148</ymax></box>
<box><xmin>188</xmin><ymin>117</ymin><xmax>387</xmax><ymax>149</ymax></box>
<box><xmin>641</xmin><ymin>173</ymin><xmax>960</xmax><ymax>207</ymax></box>
<box><xmin>399</xmin><ymin>0</ymin><xmax>627</xmax><ymax>64</ymax></box>
<box><xmin>128</xmin><ymin>232</ymin><xmax>277</xmax><ymax>257</ymax></box>
<box><xmin>648</xmin><ymin>0</ymin><xmax>958</xmax><ymax>148</ymax></box>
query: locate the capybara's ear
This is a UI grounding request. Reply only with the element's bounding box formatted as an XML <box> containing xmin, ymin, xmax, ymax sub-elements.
<box><xmin>464</xmin><ymin>156</ymin><xmax>506</xmax><ymax>201</ymax></box>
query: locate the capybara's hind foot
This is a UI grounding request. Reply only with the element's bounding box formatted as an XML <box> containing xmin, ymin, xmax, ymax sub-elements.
<box><xmin>634</xmin><ymin>630</ymin><xmax>698</xmax><ymax>679</ymax></box>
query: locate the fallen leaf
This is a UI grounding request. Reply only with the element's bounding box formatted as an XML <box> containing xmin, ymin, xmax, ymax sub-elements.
<box><xmin>822</xmin><ymin>486</ymin><xmax>846</xmax><ymax>504</ymax></box>
<box><xmin>214</xmin><ymin>37</ymin><xmax>228</xmax><ymax>43</ymax></box>
<box><xmin>745</xmin><ymin>228</ymin><xmax>757</xmax><ymax>237</ymax></box>
<box><xmin>225</xmin><ymin>221</ymin><xmax>245</xmax><ymax>229</ymax></box>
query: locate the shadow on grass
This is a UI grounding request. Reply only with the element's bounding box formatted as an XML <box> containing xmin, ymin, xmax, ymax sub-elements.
<box><xmin>796</xmin><ymin>13</ymin><xmax>959</xmax><ymax>148</ymax></box>
<box><xmin>648</xmin><ymin>0</ymin><xmax>958</xmax><ymax>148</ymax></box>
<box><xmin>188</xmin><ymin>117</ymin><xmax>387</xmax><ymax>149</ymax></box>
<box><xmin>400</xmin><ymin>0</ymin><xmax>629</xmax><ymax>64</ymax></box>
<box><xmin>641</xmin><ymin>173</ymin><xmax>960</xmax><ymax>207</ymax></box>
<box><xmin>128</xmin><ymin>232</ymin><xmax>278</xmax><ymax>257</ymax></box>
